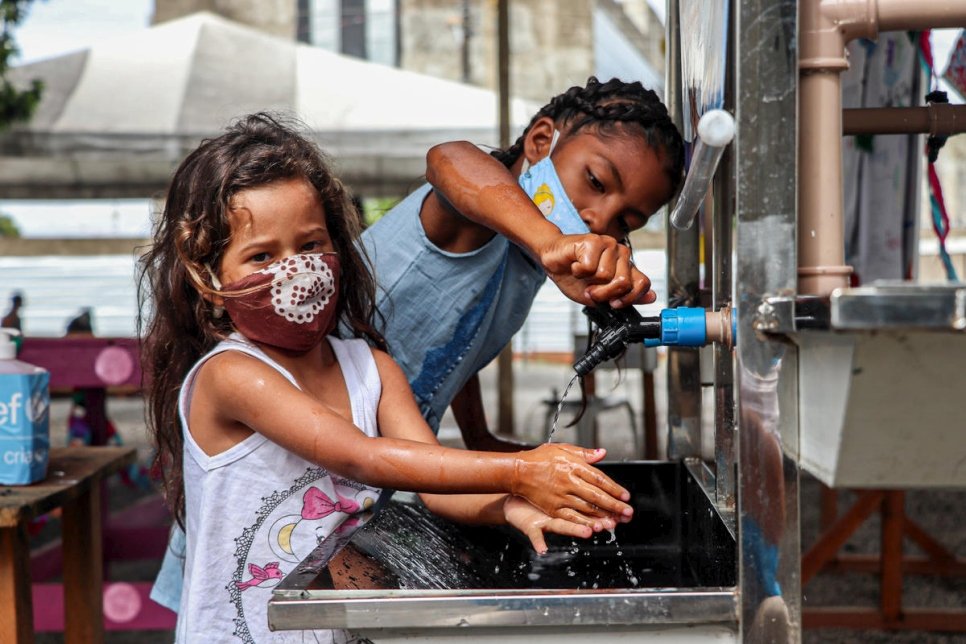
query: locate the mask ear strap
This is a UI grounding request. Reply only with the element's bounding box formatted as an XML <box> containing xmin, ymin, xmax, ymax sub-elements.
<box><xmin>548</xmin><ymin>129</ymin><xmax>561</xmax><ymax>155</ymax></box>
<box><xmin>205</xmin><ymin>264</ymin><xmax>225</xmax><ymax>318</ymax></box>
<box><xmin>206</xmin><ymin>264</ymin><xmax>223</xmax><ymax>290</ymax></box>
<box><xmin>520</xmin><ymin>129</ymin><xmax>562</xmax><ymax>176</ymax></box>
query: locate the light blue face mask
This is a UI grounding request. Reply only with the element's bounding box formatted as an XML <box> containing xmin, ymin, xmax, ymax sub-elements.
<box><xmin>517</xmin><ymin>130</ymin><xmax>590</xmax><ymax>235</ymax></box>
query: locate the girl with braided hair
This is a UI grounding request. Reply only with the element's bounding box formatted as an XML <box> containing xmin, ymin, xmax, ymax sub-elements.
<box><xmin>360</xmin><ymin>76</ymin><xmax>684</xmax><ymax>445</ymax></box>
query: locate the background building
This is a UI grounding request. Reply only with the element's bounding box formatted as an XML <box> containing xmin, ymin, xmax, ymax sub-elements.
<box><xmin>153</xmin><ymin>0</ymin><xmax>298</xmax><ymax>38</ymax></box>
<box><xmin>153</xmin><ymin>0</ymin><xmax>665</xmax><ymax>101</ymax></box>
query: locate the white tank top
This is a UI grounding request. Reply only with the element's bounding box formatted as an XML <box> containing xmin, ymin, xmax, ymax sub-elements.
<box><xmin>175</xmin><ymin>334</ymin><xmax>382</xmax><ymax>644</ymax></box>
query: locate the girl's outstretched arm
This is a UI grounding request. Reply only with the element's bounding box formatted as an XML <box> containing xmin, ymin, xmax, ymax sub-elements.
<box><xmin>424</xmin><ymin>141</ymin><xmax>655</xmax><ymax>307</ymax></box>
<box><xmin>195</xmin><ymin>350</ymin><xmax>633</xmax><ymax>525</ymax></box>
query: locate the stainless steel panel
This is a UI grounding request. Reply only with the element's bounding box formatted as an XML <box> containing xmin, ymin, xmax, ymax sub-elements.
<box><xmin>270</xmin><ymin>589</ymin><xmax>737</xmax><ymax>631</ymax></box>
<box><xmin>831</xmin><ymin>283</ymin><xmax>966</xmax><ymax>331</ymax></box>
<box><xmin>666</xmin><ymin>0</ymin><xmax>704</xmax><ymax>460</ymax></box>
<box><xmin>712</xmin><ymin>0</ymin><xmax>737</xmax><ymax>510</ymax></box>
<box><xmin>735</xmin><ymin>0</ymin><xmax>801</xmax><ymax>640</ymax></box>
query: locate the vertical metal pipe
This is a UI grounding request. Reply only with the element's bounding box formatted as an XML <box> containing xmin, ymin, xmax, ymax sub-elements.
<box><xmin>461</xmin><ymin>0</ymin><xmax>472</xmax><ymax>83</ymax></box>
<box><xmin>798</xmin><ymin>61</ymin><xmax>851</xmax><ymax>294</ymax></box>
<box><xmin>713</xmin><ymin>0</ymin><xmax>736</xmax><ymax>510</ymax></box>
<box><xmin>496</xmin><ymin>0</ymin><xmax>514</xmax><ymax>435</ymax></box>
<box><xmin>393</xmin><ymin>0</ymin><xmax>402</xmax><ymax>67</ymax></box>
<box><xmin>497</xmin><ymin>0</ymin><xmax>510</xmax><ymax>149</ymax></box>
<box><xmin>665</xmin><ymin>0</ymin><xmax>703</xmax><ymax>460</ymax></box>
<box><xmin>735</xmin><ymin>0</ymin><xmax>801</xmax><ymax>640</ymax></box>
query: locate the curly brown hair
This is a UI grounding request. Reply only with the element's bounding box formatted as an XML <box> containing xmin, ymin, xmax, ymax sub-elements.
<box><xmin>137</xmin><ymin>112</ymin><xmax>386</xmax><ymax>527</ymax></box>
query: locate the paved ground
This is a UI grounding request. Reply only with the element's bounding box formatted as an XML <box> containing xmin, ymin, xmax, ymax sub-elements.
<box><xmin>33</xmin><ymin>354</ymin><xmax>966</xmax><ymax>642</ymax></box>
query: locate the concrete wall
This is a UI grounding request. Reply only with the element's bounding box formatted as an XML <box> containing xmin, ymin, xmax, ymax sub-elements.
<box><xmin>599</xmin><ymin>0</ymin><xmax>664</xmax><ymax>76</ymax></box>
<box><xmin>400</xmin><ymin>0</ymin><xmax>595</xmax><ymax>103</ymax></box>
<box><xmin>152</xmin><ymin>0</ymin><xmax>298</xmax><ymax>39</ymax></box>
<box><xmin>150</xmin><ymin>0</ymin><xmax>664</xmax><ymax>104</ymax></box>
<box><xmin>0</xmin><ymin>238</ymin><xmax>151</xmax><ymax>257</ymax></box>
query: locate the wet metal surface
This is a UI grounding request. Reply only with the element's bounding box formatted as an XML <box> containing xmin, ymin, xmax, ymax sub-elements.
<box><xmin>269</xmin><ymin>462</ymin><xmax>737</xmax><ymax>632</ymax></box>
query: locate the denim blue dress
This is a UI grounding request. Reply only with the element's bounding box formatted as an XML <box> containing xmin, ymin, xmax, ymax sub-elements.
<box><xmin>361</xmin><ymin>184</ymin><xmax>546</xmax><ymax>430</ymax></box>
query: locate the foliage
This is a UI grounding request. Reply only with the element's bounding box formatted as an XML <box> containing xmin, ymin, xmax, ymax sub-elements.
<box><xmin>0</xmin><ymin>213</ymin><xmax>20</xmax><ymax>237</ymax></box>
<box><xmin>362</xmin><ymin>196</ymin><xmax>401</xmax><ymax>227</ymax></box>
<box><xmin>1</xmin><ymin>0</ymin><xmax>42</xmax><ymax>130</ymax></box>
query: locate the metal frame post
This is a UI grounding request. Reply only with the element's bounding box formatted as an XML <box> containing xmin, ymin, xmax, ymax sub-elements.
<box><xmin>735</xmin><ymin>0</ymin><xmax>802</xmax><ymax>640</ymax></box>
<box><xmin>665</xmin><ymin>0</ymin><xmax>703</xmax><ymax>460</ymax></box>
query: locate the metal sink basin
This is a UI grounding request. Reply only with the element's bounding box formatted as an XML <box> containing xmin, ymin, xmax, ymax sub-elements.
<box><xmin>269</xmin><ymin>461</ymin><xmax>738</xmax><ymax>638</ymax></box>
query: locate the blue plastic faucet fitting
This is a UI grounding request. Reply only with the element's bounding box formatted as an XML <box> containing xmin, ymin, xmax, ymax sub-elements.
<box><xmin>643</xmin><ymin>307</ymin><xmax>709</xmax><ymax>348</ymax></box>
<box><xmin>662</xmin><ymin>307</ymin><xmax>707</xmax><ymax>346</ymax></box>
<box><xmin>574</xmin><ymin>305</ymin><xmax>736</xmax><ymax>376</ymax></box>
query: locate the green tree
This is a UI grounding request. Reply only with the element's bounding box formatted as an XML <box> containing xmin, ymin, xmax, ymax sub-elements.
<box><xmin>0</xmin><ymin>213</ymin><xmax>20</xmax><ymax>237</ymax></box>
<box><xmin>1</xmin><ymin>0</ymin><xmax>42</xmax><ymax>130</ymax></box>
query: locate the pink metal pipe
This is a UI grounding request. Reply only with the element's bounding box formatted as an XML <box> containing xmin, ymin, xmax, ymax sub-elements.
<box><xmin>876</xmin><ymin>0</ymin><xmax>966</xmax><ymax>31</ymax></box>
<box><xmin>798</xmin><ymin>0</ymin><xmax>966</xmax><ymax>296</ymax></box>
<box><xmin>705</xmin><ymin>307</ymin><xmax>734</xmax><ymax>349</ymax></box>
<box><xmin>819</xmin><ymin>0</ymin><xmax>966</xmax><ymax>40</ymax></box>
<box><xmin>799</xmin><ymin>0</ymin><xmax>853</xmax><ymax>295</ymax></box>
<box><xmin>844</xmin><ymin>105</ymin><xmax>966</xmax><ymax>136</ymax></box>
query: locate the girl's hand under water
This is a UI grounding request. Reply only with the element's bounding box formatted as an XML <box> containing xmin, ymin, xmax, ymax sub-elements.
<box><xmin>503</xmin><ymin>495</ymin><xmax>603</xmax><ymax>555</ymax></box>
<box><xmin>510</xmin><ymin>444</ymin><xmax>633</xmax><ymax>527</ymax></box>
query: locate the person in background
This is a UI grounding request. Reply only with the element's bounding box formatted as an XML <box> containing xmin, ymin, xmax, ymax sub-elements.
<box><xmin>1</xmin><ymin>291</ymin><xmax>24</xmax><ymax>331</ymax></box>
<box><xmin>66</xmin><ymin>307</ymin><xmax>94</xmax><ymax>335</ymax></box>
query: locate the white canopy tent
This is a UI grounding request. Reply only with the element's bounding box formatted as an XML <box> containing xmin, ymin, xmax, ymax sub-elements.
<box><xmin>0</xmin><ymin>12</ymin><xmax>537</xmax><ymax>199</ymax></box>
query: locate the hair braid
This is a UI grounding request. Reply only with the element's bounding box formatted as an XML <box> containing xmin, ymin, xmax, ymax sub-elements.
<box><xmin>492</xmin><ymin>76</ymin><xmax>684</xmax><ymax>195</ymax></box>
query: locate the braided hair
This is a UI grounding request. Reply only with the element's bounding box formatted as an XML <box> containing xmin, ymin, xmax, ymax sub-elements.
<box><xmin>493</xmin><ymin>77</ymin><xmax>684</xmax><ymax>198</ymax></box>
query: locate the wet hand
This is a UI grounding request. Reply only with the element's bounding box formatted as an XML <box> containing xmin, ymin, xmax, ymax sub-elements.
<box><xmin>509</xmin><ymin>444</ymin><xmax>634</xmax><ymax>524</ymax></box>
<box><xmin>538</xmin><ymin>234</ymin><xmax>656</xmax><ymax>307</ymax></box>
<box><xmin>503</xmin><ymin>495</ymin><xmax>607</xmax><ymax>555</ymax></box>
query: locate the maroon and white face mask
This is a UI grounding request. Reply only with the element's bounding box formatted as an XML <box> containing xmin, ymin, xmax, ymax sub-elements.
<box><xmin>214</xmin><ymin>253</ymin><xmax>341</xmax><ymax>354</ymax></box>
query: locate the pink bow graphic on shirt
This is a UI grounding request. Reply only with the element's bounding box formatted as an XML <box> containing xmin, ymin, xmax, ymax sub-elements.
<box><xmin>301</xmin><ymin>487</ymin><xmax>360</xmax><ymax>519</ymax></box>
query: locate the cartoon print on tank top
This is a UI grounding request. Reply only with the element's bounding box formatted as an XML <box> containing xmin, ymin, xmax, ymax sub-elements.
<box><xmin>227</xmin><ymin>467</ymin><xmax>379</xmax><ymax>642</ymax></box>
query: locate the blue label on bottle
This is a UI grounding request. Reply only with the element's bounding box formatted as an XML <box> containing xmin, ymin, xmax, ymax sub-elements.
<box><xmin>0</xmin><ymin>370</ymin><xmax>50</xmax><ymax>485</ymax></box>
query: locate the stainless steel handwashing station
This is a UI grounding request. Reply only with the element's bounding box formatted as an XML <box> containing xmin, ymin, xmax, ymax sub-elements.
<box><xmin>269</xmin><ymin>1</ymin><xmax>966</xmax><ymax>641</ymax></box>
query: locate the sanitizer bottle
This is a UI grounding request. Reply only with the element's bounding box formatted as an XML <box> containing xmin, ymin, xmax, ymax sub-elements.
<box><xmin>0</xmin><ymin>328</ymin><xmax>50</xmax><ymax>485</ymax></box>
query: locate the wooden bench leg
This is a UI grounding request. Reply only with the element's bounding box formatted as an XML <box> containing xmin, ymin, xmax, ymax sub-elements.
<box><xmin>62</xmin><ymin>484</ymin><xmax>104</xmax><ymax>644</ymax></box>
<box><xmin>0</xmin><ymin>523</ymin><xmax>34</xmax><ymax>643</ymax></box>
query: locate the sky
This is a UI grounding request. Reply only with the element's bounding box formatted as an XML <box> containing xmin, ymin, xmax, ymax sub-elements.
<box><xmin>3</xmin><ymin>1</ymin><xmax>155</xmax><ymax>238</ymax></box>
<box><xmin>14</xmin><ymin>0</ymin><xmax>153</xmax><ymax>65</ymax></box>
<box><xmin>2</xmin><ymin>1</ymin><xmax>963</xmax><ymax>237</ymax></box>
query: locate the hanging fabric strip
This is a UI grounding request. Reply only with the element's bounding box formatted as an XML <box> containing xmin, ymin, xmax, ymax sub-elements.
<box><xmin>918</xmin><ymin>30</ymin><xmax>959</xmax><ymax>282</ymax></box>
